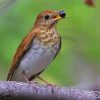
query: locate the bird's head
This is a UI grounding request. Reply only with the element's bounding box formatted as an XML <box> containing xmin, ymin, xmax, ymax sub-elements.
<box><xmin>34</xmin><ymin>10</ymin><xmax>66</xmax><ymax>29</ymax></box>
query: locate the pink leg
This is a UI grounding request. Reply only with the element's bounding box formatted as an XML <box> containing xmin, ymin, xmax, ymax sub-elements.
<box><xmin>22</xmin><ymin>73</ymin><xmax>30</xmax><ymax>82</ymax></box>
<box><xmin>37</xmin><ymin>76</ymin><xmax>56</xmax><ymax>93</ymax></box>
<box><xmin>22</xmin><ymin>72</ymin><xmax>37</xmax><ymax>92</ymax></box>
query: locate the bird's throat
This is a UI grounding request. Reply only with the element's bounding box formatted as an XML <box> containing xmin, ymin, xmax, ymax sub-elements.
<box><xmin>36</xmin><ymin>27</ymin><xmax>60</xmax><ymax>47</ymax></box>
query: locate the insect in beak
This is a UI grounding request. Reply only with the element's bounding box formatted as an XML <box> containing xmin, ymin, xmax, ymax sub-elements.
<box><xmin>53</xmin><ymin>10</ymin><xmax>66</xmax><ymax>20</ymax></box>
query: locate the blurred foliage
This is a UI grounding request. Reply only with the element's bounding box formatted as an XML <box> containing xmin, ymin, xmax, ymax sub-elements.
<box><xmin>0</xmin><ymin>0</ymin><xmax>100</xmax><ymax>87</ymax></box>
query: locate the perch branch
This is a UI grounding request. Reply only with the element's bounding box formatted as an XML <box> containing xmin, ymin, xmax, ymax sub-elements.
<box><xmin>0</xmin><ymin>81</ymin><xmax>100</xmax><ymax>100</ymax></box>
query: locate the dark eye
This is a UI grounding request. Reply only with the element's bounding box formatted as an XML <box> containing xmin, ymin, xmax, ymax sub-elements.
<box><xmin>44</xmin><ymin>14</ymin><xmax>49</xmax><ymax>20</ymax></box>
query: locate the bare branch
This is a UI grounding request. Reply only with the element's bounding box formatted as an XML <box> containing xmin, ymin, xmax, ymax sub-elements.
<box><xmin>0</xmin><ymin>81</ymin><xmax>100</xmax><ymax>100</ymax></box>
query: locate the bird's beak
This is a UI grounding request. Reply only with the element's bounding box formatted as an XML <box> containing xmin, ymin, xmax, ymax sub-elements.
<box><xmin>53</xmin><ymin>10</ymin><xmax>66</xmax><ymax>20</ymax></box>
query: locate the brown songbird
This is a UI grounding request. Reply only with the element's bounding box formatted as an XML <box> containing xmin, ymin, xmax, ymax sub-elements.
<box><xmin>7</xmin><ymin>10</ymin><xmax>66</xmax><ymax>83</ymax></box>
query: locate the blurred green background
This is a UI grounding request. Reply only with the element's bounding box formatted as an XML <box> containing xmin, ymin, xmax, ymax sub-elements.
<box><xmin>0</xmin><ymin>0</ymin><xmax>100</xmax><ymax>89</ymax></box>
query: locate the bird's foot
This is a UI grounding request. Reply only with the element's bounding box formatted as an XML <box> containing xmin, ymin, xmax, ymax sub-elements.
<box><xmin>46</xmin><ymin>83</ymin><xmax>56</xmax><ymax>93</ymax></box>
<box><xmin>22</xmin><ymin>72</ymin><xmax>37</xmax><ymax>92</ymax></box>
<box><xmin>37</xmin><ymin>76</ymin><xmax>56</xmax><ymax>93</ymax></box>
<box><xmin>27</xmin><ymin>81</ymin><xmax>37</xmax><ymax>92</ymax></box>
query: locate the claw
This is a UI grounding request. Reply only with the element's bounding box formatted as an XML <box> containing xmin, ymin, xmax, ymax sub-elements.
<box><xmin>27</xmin><ymin>81</ymin><xmax>37</xmax><ymax>92</ymax></box>
<box><xmin>46</xmin><ymin>83</ymin><xmax>56</xmax><ymax>93</ymax></box>
<box><xmin>37</xmin><ymin>76</ymin><xmax>56</xmax><ymax>93</ymax></box>
<box><xmin>22</xmin><ymin>72</ymin><xmax>37</xmax><ymax>92</ymax></box>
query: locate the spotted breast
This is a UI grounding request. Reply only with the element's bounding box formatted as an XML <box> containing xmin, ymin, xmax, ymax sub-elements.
<box><xmin>10</xmin><ymin>28</ymin><xmax>61</xmax><ymax>82</ymax></box>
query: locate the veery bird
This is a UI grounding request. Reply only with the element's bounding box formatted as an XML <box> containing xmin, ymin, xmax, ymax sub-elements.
<box><xmin>7</xmin><ymin>10</ymin><xmax>66</xmax><ymax>82</ymax></box>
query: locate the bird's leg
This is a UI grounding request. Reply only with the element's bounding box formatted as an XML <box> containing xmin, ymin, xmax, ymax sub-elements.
<box><xmin>37</xmin><ymin>76</ymin><xmax>55</xmax><ymax>93</ymax></box>
<box><xmin>22</xmin><ymin>71</ymin><xmax>37</xmax><ymax>92</ymax></box>
<box><xmin>22</xmin><ymin>72</ymin><xmax>30</xmax><ymax>83</ymax></box>
<box><xmin>37</xmin><ymin>75</ymin><xmax>48</xmax><ymax>84</ymax></box>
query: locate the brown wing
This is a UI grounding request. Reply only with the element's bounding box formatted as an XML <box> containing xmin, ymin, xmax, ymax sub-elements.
<box><xmin>7</xmin><ymin>30</ymin><xmax>38</xmax><ymax>81</ymax></box>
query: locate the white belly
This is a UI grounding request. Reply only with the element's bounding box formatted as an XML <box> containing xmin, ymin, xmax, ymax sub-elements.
<box><xmin>11</xmin><ymin>39</ymin><xmax>59</xmax><ymax>82</ymax></box>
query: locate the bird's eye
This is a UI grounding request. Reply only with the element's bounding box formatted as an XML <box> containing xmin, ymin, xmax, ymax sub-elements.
<box><xmin>44</xmin><ymin>14</ymin><xmax>50</xmax><ymax>20</ymax></box>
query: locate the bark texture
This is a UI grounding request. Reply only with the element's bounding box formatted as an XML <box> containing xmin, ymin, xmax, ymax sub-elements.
<box><xmin>0</xmin><ymin>81</ymin><xmax>100</xmax><ymax>100</ymax></box>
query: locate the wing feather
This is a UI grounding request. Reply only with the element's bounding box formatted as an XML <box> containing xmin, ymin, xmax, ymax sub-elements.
<box><xmin>7</xmin><ymin>30</ymin><xmax>38</xmax><ymax>80</ymax></box>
